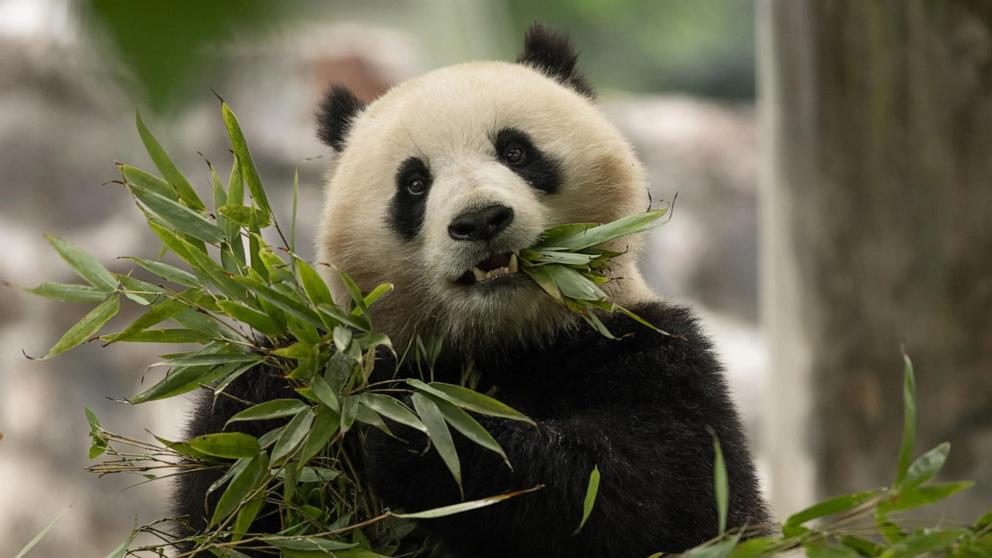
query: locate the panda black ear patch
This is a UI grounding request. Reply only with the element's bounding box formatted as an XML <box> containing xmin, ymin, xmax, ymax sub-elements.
<box><xmin>516</xmin><ymin>22</ymin><xmax>594</xmax><ymax>98</ymax></box>
<box><xmin>316</xmin><ymin>84</ymin><xmax>366</xmax><ymax>151</ymax></box>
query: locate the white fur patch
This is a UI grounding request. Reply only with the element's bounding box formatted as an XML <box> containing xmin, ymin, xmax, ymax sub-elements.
<box><xmin>316</xmin><ymin>61</ymin><xmax>654</xmax><ymax>348</ymax></box>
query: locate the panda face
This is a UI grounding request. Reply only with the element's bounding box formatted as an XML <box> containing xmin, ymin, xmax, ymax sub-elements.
<box><xmin>317</xmin><ymin>34</ymin><xmax>652</xmax><ymax>347</ymax></box>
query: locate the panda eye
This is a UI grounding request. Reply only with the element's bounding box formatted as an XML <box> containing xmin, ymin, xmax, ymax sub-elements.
<box><xmin>407</xmin><ymin>176</ymin><xmax>427</xmax><ymax>195</ymax></box>
<box><xmin>501</xmin><ymin>144</ymin><xmax>528</xmax><ymax>166</ymax></box>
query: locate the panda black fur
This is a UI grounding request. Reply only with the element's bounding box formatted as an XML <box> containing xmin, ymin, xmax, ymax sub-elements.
<box><xmin>175</xmin><ymin>23</ymin><xmax>772</xmax><ymax>557</ymax></box>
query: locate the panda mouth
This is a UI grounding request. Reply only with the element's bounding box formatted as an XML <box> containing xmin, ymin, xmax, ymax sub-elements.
<box><xmin>457</xmin><ymin>253</ymin><xmax>519</xmax><ymax>285</ymax></box>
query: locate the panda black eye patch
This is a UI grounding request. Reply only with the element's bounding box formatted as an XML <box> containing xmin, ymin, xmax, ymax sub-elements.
<box><xmin>494</xmin><ymin>128</ymin><xmax>562</xmax><ymax>194</ymax></box>
<box><xmin>389</xmin><ymin>157</ymin><xmax>432</xmax><ymax>241</ymax></box>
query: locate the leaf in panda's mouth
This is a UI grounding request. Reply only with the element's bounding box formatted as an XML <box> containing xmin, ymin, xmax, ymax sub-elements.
<box><xmin>517</xmin><ymin>208</ymin><xmax>672</xmax><ymax>339</ymax></box>
<box><xmin>458</xmin><ymin>253</ymin><xmax>520</xmax><ymax>285</ymax></box>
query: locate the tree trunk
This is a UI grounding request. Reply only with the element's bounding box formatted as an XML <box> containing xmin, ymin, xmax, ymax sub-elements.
<box><xmin>760</xmin><ymin>0</ymin><xmax>992</xmax><ymax>518</ymax></box>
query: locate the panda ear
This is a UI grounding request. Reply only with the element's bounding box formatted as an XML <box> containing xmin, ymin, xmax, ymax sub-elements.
<box><xmin>516</xmin><ymin>22</ymin><xmax>595</xmax><ymax>98</ymax></box>
<box><xmin>316</xmin><ymin>84</ymin><xmax>366</xmax><ymax>151</ymax></box>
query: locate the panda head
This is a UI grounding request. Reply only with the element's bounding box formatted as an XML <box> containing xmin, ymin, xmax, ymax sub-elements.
<box><xmin>316</xmin><ymin>23</ymin><xmax>653</xmax><ymax>349</ymax></box>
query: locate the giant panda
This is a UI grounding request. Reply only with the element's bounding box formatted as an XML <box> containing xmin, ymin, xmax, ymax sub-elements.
<box><xmin>176</xmin><ymin>23</ymin><xmax>771</xmax><ymax>557</ymax></box>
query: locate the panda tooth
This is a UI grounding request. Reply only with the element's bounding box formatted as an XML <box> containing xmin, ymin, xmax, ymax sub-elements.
<box><xmin>472</xmin><ymin>267</ymin><xmax>486</xmax><ymax>282</ymax></box>
<box><xmin>509</xmin><ymin>253</ymin><xmax>518</xmax><ymax>273</ymax></box>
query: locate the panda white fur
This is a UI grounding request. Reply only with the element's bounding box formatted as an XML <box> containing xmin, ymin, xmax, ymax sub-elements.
<box><xmin>176</xmin><ymin>23</ymin><xmax>771</xmax><ymax>557</ymax></box>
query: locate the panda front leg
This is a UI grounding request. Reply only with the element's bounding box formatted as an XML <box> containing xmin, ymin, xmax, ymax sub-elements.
<box><xmin>365</xmin><ymin>402</ymin><xmax>766</xmax><ymax>558</ymax></box>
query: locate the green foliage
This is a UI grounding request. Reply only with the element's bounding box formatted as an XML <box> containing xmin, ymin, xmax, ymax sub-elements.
<box><xmin>23</xmin><ymin>103</ymin><xmax>990</xmax><ymax>557</ymax></box>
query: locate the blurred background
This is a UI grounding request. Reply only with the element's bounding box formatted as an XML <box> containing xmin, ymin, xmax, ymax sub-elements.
<box><xmin>0</xmin><ymin>0</ymin><xmax>988</xmax><ymax>555</ymax></box>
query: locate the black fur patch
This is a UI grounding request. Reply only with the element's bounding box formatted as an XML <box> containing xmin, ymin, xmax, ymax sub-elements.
<box><xmin>388</xmin><ymin>157</ymin><xmax>433</xmax><ymax>240</ymax></box>
<box><xmin>516</xmin><ymin>22</ymin><xmax>595</xmax><ymax>98</ymax></box>
<box><xmin>494</xmin><ymin>128</ymin><xmax>562</xmax><ymax>194</ymax></box>
<box><xmin>316</xmin><ymin>84</ymin><xmax>365</xmax><ymax>151</ymax></box>
<box><xmin>365</xmin><ymin>302</ymin><xmax>773</xmax><ymax>557</ymax></box>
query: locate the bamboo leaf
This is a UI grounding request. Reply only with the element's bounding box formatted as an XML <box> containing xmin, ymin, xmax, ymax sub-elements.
<box><xmin>26</xmin><ymin>282</ymin><xmax>110</xmax><ymax>303</ymax></box>
<box><xmin>412</xmin><ymin>392</ymin><xmax>461</xmax><ymax>493</ymax></box>
<box><xmin>13</xmin><ymin>504</ymin><xmax>72</xmax><ymax>558</ymax></box>
<box><xmin>266</xmin><ymin>538</ymin><xmax>357</xmax><ymax>552</ymax></box>
<box><xmin>895</xmin><ymin>352</ymin><xmax>917</xmax><ymax>487</ymax></box>
<box><xmin>271</xmin><ymin>408</ymin><xmax>314</xmax><ymax>465</ymax></box>
<box><xmin>295</xmin><ymin>257</ymin><xmax>333</xmax><ymax>308</ymax></box>
<box><xmin>785</xmin><ymin>490</ymin><xmax>879</xmax><ymax>527</ymax></box>
<box><xmin>535</xmin><ymin>209</ymin><xmax>667</xmax><ymax>251</ymax></box>
<box><xmin>40</xmin><ymin>295</ymin><xmax>119</xmax><ymax>359</ymax></box>
<box><xmin>189</xmin><ymin>432</ymin><xmax>260</xmax><ymax>459</ymax></box>
<box><xmin>216</xmin><ymin>300</ymin><xmax>284</xmax><ymax>336</ymax></box>
<box><xmin>709</xmin><ymin>428</ymin><xmax>728</xmax><ymax>536</ymax></box>
<box><xmin>430</xmin><ymin>395</ymin><xmax>509</xmax><ymax>467</ymax></box>
<box><xmin>358</xmin><ymin>393</ymin><xmax>426</xmax><ymax>433</ymax></box>
<box><xmin>44</xmin><ymin>234</ymin><xmax>117</xmax><ymax>291</ymax></box>
<box><xmin>126</xmin><ymin>183</ymin><xmax>225</xmax><ymax>245</ymax></box>
<box><xmin>221</xmin><ymin>103</ymin><xmax>271</xmax><ymax>218</ymax></box>
<box><xmin>878</xmin><ymin>481</ymin><xmax>974</xmax><ymax>513</ymax></box>
<box><xmin>135</xmin><ymin>112</ymin><xmax>205</xmax><ymax>211</ymax></box>
<box><xmin>393</xmin><ymin>485</ymin><xmax>543</xmax><ymax>519</ymax></box>
<box><xmin>226</xmin><ymin>399</ymin><xmax>309</xmax><ymax>426</ymax></box>
<box><xmin>119</xmin><ymin>164</ymin><xmax>173</xmax><ymax>199</ymax></box>
<box><xmin>210</xmin><ymin>453</ymin><xmax>268</xmax><ymax>526</ymax></box>
<box><xmin>102</xmin><ymin>296</ymin><xmax>186</xmax><ymax>343</ymax></box>
<box><xmin>574</xmin><ymin>465</ymin><xmax>600</xmax><ymax>535</ymax></box>
<box><xmin>123</xmin><ymin>257</ymin><xmax>199</xmax><ymax>288</ymax></box>
<box><xmin>410</xmin><ymin>380</ymin><xmax>533</xmax><ymax>424</ymax></box>
<box><xmin>901</xmin><ymin>442</ymin><xmax>950</xmax><ymax>490</ymax></box>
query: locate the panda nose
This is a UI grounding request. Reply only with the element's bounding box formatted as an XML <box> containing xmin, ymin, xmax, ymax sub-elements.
<box><xmin>448</xmin><ymin>204</ymin><xmax>515</xmax><ymax>241</ymax></box>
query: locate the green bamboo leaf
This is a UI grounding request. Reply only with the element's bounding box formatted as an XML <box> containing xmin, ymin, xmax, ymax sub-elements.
<box><xmin>430</xmin><ymin>395</ymin><xmax>509</xmax><ymax>467</ymax></box>
<box><xmin>393</xmin><ymin>485</ymin><xmax>543</xmax><ymax>519</ymax></box>
<box><xmin>123</xmin><ymin>257</ymin><xmax>199</xmax><ymax>288</ymax></box>
<box><xmin>355</xmin><ymin>403</ymin><xmax>393</xmax><ymax>435</ymax></box>
<box><xmin>901</xmin><ymin>442</ymin><xmax>950</xmax><ymax>490</ymax></box>
<box><xmin>310</xmin><ymin>374</ymin><xmax>341</xmax><ymax>412</ymax></box>
<box><xmin>317</xmin><ymin>303</ymin><xmax>369</xmax><ymax>331</ymax></box>
<box><xmin>412</xmin><ymin>392</ymin><xmax>461</xmax><ymax>493</ymax></box>
<box><xmin>226</xmin><ymin>399</ymin><xmax>309</xmax><ymax>426</ymax></box>
<box><xmin>225</xmin><ymin>157</ymin><xmax>246</xmax><ymax>263</ymax></box>
<box><xmin>232</xmin><ymin>496</ymin><xmax>264</xmax><ymax>541</ymax></box>
<box><xmin>878</xmin><ymin>481</ymin><xmax>974</xmax><ymax>513</ymax></box>
<box><xmin>298</xmin><ymin>406</ymin><xmax>340</xmax><ymax>464</ymax></box>
<box><xmin>44</xmin><ymin>234</ymin><xmax>117</xmax><ymax>291</ymax></box>
<box><xmin>333</xmin><ymin>326</ymin><xmax>352</xmax><ymax>353</ymax></box>
<box><xmin>574</xmin><ymin>465</ymin><xmax>600</xmax><ymax>535</ymax></box>
<box><xmin>536</xmin><ymin>209</ymin><xmax>667</xmax><ymax>251</ymax></box>
<box><xmin>13</xmin><ymin>504</ymin><xmax>72</xmax><ymax>558</ymax></box>
<box><xmin>102</xmin><ymin>296</ymin><xmax>186</xmax><ymax>343</ymax></box>
<box><xmin>708</xmin><ymin>428</ymin><xmax>728</xmax><ymax>535</ymax></box>
<box><xmin>338</xmin><ymin>269</ymin><xmax>368</xmax><ymax>314</ymax></box>
<box><xmin>102</xmin><ymin>533</ymin><xmax>136</xmax><ymax>558</ymax></box>
<box><xmin>266</xmin><ymin>538</ymin><xmax>357</xmax><ymax>552</ymax></box>
<box><xmin>214</xmin><ymin>300</ymin><xmax>280</xmax><ymax>336</ymax></box>
<box><xmin>209</xmin><ymin>163</ymin><xmax>227</xmax><ymax>228</ymax></box>
<box><xmin>358</xmin><ymin>393</ymin><xmax>426</xmax><ymax>433</ymax></box>
<box><xmin>129</xmin><ymin>363</ymin><xmax>235</xmax><ymax>403</ymax></box>
<box><xmin>232</xmin><ymin>276</ymin><xmax>323</xmax><ymax>329</ymax></box>
<box><xmin>529</xmin><ymin>250</ymin><xmax>599</xmax><ymax>266</ymax></box>
<box><xmin>189</xmin><ymin>432</ymin><xmax>260</xmax><ymax>459</ymax></box>
<box><xmin>895</xmin><ymin>352</ymin><xmax>917</xmax><ymax>487</ymax></box>
<box><xmin>218</xmin><ymin>205</ymin><xmax>271</xmax><ymax>228</ymax></box>
<box><xmin>878</xmin><ymin>529</ymin><xmax>971</xmax><ymax>558</ymax></box>
<box><xmin>411</xmin><ymin>380</ymin><xmax>533</xmax><ymax>424</ymax></box>
<box><xmin>26</xmin><ymin>282</ymin><xmax>110</xmax><ymax>303</ymax></box>
<box><xmin>103</xmin><ymin>328</ymin><xmax>204</xmax><ymax>343</ymax></box>
<box><xmin>135</xmin><ymin>112</ymin><xmax>205</xmax><ymax>211</ymax></box>
<box><xmin>681</xmin><ymin>534</ymin><xmax>741</xmax><ymax>558</ymax></box>
<box><xmin>362</xmin><ymin>282</ymin><xmax>394</xmax><ymax>307</ymax></box>
<box><xmin>271</xmin><ymin>408</ymin><xmax>315</xmax><ymax>465</ymax></box>
<box><xmin>210</xmin><ymin>453</ymin><xmax>268</xmax><ymax>526</ymax></box>
<box><xmin>839</xmin><ymin>535</ymin><xmax>882</xmax><ymax>557</ymax></box>
<box><xmin>114</xmin><ymin>274</ymin><xmax>166</xmax><ymax>306</ymax></box>
<box><xmin>295</xmin><ymin>257</ymin><xmax>333</xmax><ymax>307</ymax></box>
<box><xmin>161</xmin><ymin>352</ymin><xmax>261</xmax><ymax>367</ymax></box>
<box><xmin>147</xmin><ymin>221</ymin><xmax>244</xmax><ymax>299</ymax></box>
<box><xmin>221</xmin><ymin>103</ymin><xmax>271</xmax><ymax>218</ymax></box>
<box><xmin>521</xmin><ymin>263</ymin><xmax>562</xmax><ymax>301</ymax></box>
<box><xmin>785</xmin><ymin>490</ymin><xmax>879</xmax><ymax>527</ymax></box>
<box><xmin>40</xmin><ymin>295</ymin><xmax>119</xmax><ymax>359</ymax></box>
<box><xmin>270</xmin><ymin>341</ymin><xmax>313</xmax><ymax>360</ymax></box>
<box><xmin>119</xmin><ymin>164</ymin><xmax>173</xmax><ymax>199</ymax></box>
<box><xmin>547</xmin><ymin>265</ymin><xmax>606</xmax><ymax>301</ymax></box>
